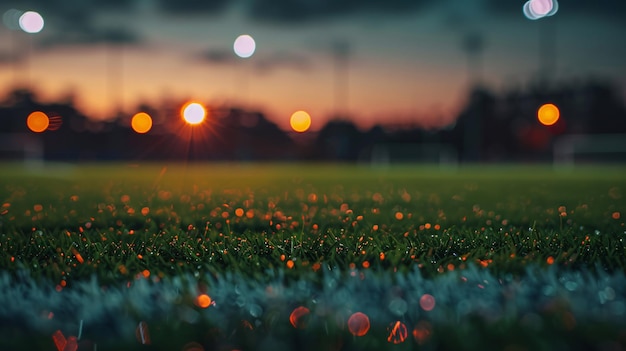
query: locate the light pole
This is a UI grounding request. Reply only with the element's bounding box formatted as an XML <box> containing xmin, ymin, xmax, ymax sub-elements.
<box><xmin>332</xmin><ymin>40</ymin><xmax>350</xmax><ymax>118</ymax></box>
<box><xmin>233</xmin><ymin>34</ymin><xmax>256</xmax><ymax>107</ymax></box>
<box><xmin>461</xmin><ymin>32</ymin><xmax>485</xmax><ymax>88</ymax></box>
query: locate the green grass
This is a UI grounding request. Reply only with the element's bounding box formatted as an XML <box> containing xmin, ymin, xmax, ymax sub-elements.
<box><xmin>1</xmin><ymin>163</ymin><xmax>625</xmax><ymax>350</ymax></box>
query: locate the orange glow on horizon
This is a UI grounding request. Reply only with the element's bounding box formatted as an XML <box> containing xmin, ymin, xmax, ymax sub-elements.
<box><xmin>182</xmin><ymin>102</ymin><xmax>207</xmax><ymax>125</ymax></box>
<box><xmin>27</xmin><ymin>111</ymin><xmax>49</xmax><ymax>132</ymax></box>
<box><xmin>347</xmin><ymin>312</ymin><xmax>370</xmax><ymax>336</ymax></box>
<box><xmin>289</xmin><ymin>306</ymin><xmax>310</xmax><ymax>329</ymax></box>
<box><xmin>131</xmin><ymin>112</ymin><xmax>153</xmax><ymax>133</ymax></box>
<box><xmin>537</xmin><ymin>103</ymin><xmax>560</xmax><ymax>126</ymax></box>
<box><xmin>290</xmin><ymin>110</ymin><xmax>312</xmax><ymax>133</ymax></box>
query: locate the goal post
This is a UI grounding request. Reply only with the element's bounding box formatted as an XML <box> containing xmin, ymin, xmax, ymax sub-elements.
<box><xmin>553</xmin><ymin>134</ymin><xmax>626</xmax><ymax>167</ymax></box>
<box><xmin>0</xmin><ymin>133</ymin><xmax>44</xmax><ymax>168</ymax></box>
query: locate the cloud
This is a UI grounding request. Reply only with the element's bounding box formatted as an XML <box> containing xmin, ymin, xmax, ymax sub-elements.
<box><xmin>155</xmin><ymin>0</ymin><xmax>230</xmax><ymax>15</ymax></box>
<box><xmin>194</xmin><ymin>48</ymin><xmax>238</xmax><ymax>65</ymax></box>
<box><xmin>246</xmin><ymin>0</ymin><xmax>435</xmax><ymax>23</ymax></box>
<box><xmin>37</xmin><ymin>26</ymin><xmax>142</xmax><ymax>49</ymax></box>
<box><xmin>194</xmin><ymin>48</ymin><xmax>312</xmax><ymax>73</ymax></box>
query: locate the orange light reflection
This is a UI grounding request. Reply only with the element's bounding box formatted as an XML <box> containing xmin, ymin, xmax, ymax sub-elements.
<box><xmin>419</xmin><ymin>294</ymin><xmax>436</xmax><ymax>311</ymax></box>
<box><xmin>537</xmin><ymin>103</ymin><xmax>560</xmax><ymax>126</ymax></box>
<box><xmin>27</xmin><ymin>111</ymin><xmax>49</xmax><ymax>132</ymax></box>
<box><xmin>412</xmin><ymin>320</ymin><xmax>433</xmax><ymax>345</ymax></box>
<box><xmin>387</xmin><ymin>321</ymin><xmax>409</xmax><ymax>344</ymax></box>
<box><xmin>195</xmin><ymin>294</ymin><xmax>212</xmax><ymax>308</ymax></box>
<box><xmin>290</xmin><ymin>110</ymin><xmax>312</xmax><ymax>133</ymax></box>
<box><xmin>289</xmin><ymin>306</ymin><xmax>310</xmax><ymax>329</ymax></box>
<box><xmin>347</xmin><ymin>312</ymin><xmax>370</xmax><ymax>337</ymax></box>
<box><xmin>131</xmin><ymin>112</ymin><xmax>153</xmax><ymax>134</ymax></box>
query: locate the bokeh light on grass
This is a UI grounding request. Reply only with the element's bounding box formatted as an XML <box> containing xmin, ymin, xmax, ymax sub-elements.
<box><xmin>26</xmin><ymin>111</ymin><xmax>49</xmax><ymax>132</ymax></box>
<box><xmin>195</xmin><ymin>294</ymin><xmax>212</xmax><ymax>308</ymax></box>
<box><xmin>181</xmin><ymin>102</ymin><xmax>207</xmax><ymax>125</ymax></box>
<box><xmin>18</xmin><ymin>11</ymin><xmax>44</xmax><ymax>33</ymax></box>
<box><xmin>537</xmin><ymin>103</ymin><xmax>560</xmax><ymax>126</ymax></box>
<box><xmin>135</xmin><ymin>321</ymin><xmax>151</xmax><ymax>345</ymax></box>
<box><xmin>289</xmin><ymin>110</ymin><xmax>312</xmax><ymax>132</ymax></box>
<box><xmin>289</xmin><ymin>306</ymin><xmax>310</xmax><ymax>329</ymax></box>
<box><xmin>412</xmin><ymin>321</ymin><xmax>433</xmax><ymax>345</ymax></box>
<box><xmin>233</xmin><ymin>34</ymin><xmax>256</xmax><ymax>58</ymax></box>
<box><xmin>419</xmin><ymin>294</ymin><xmax>436</xmax><ymax>311</ymax></box>
<box><xmin>347</xmin><ymin>312</ymin><xmax>370</xmax><ymax>336</ymax></box>
<box><xmin>387</xmin><ymin>321</ymin><xmax>409</xmax><ymax>344</ymax></box>
<box><xmin>182</xmin><ymin>342</ymin><xmax>204</xmax><ymax>351</ymax></box>
<box><xmin>131</xmin><ymin>112</ymin><xmax>153</xmax><ymax>134</ymax></box>
<box><xmin>1</xmin><ymin>165</ymin><xmax>625</xmax><ymax>349</ymax></box>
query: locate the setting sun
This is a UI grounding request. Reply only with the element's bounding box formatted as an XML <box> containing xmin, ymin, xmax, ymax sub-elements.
<box><xmin>182</xmin><ymin>102</ymin><xmax>207</xmax><ymax>125</ymax></box>
<box><xmin>131</xmin><ymin>112</ymin><xmax>152</xmax><ymax>134</ymax></box>
<box><xmin>537</xmin><ymin>103</ymin><xmax>560</xmax><ymax>126</ymax></box>
<box><xmin>290</xmin><ymin>110</ymin><xmax>312</xmax><ymax>132</ymax></box>
<box><xmin>26</xmin><ymin>111</ymin><xmax>49</xmax><ymax>132</ymax></box>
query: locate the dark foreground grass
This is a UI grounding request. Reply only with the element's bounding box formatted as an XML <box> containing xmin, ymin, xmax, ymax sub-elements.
<box><xmin>0</xmin><ymin>163</ymin><xmax>625</xmax><ymax>350</ymax></box>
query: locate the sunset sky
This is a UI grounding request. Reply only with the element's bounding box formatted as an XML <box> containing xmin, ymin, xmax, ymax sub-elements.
<box><xmin>1</xmin><ymin>0</ymin><xmax>625</xmax><ymax>131</ymax></box>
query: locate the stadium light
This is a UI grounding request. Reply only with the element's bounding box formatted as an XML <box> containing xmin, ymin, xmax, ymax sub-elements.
<box><xmin>19</xmin><ymin>11</ymin><xmax>44</xmax><ymax>33</ymax></box>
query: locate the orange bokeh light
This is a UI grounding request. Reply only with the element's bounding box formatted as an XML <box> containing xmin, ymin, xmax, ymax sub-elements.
<box><xmin>412</xmin><ymin>320</ymin><xmax>432</xmax><ymax>345</ymax></box>
<box><xmin>537</xmin><ymin>103</ymin><xmax>560</xmax><ymax>126</ymax></box>
<box><xmin>290</xmin><ymin>110</ymin><xmax>311</xmax><ymax>133</ymax></box>
<box><xmin>195</xmin><ymin>294</ymin><xmax>212</xmax><ymax>308</ymax></box>
<box><xmin>347</xmin><ymin>312</ymin><xmax>370</xmax><ymax>337</ymax></box>
<box><xmin>387</xmin><ymin>321</ymin><xmax>409</xmax><ymax>344</ymax></box>
<box><xmin>26</xmin><ymin>111</ymin><xmax>49</xmax><ymax>132</ymax></box>
<box><xmin>182</xmin><ymin>102</ymin><xmax>207</xmax><ymax>125</ymax></box>
<box><xmin>289</xmin><ymin>306</ymin><xmax>310</xmax><ymax>329</ymax></box>
<box><xmin>131</xmin><ymin>112</ymin><xmax>153</xmax><ymax>134</ymax></box>
<box><xmin>182</xmin><ymin>342</ymin><xmax>205</xmax><ymax>351</ymax></box>
<box><xmin>419</xmin><ymin>294</ymin><xmax>436</xmax><ymax>311</ymax></box>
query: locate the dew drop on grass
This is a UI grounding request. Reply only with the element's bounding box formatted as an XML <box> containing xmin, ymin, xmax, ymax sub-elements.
<box><xmin>564</xmin><ymin>281</ymin><xmax>578</xmax><ymax>291</ymax></box>
<box><xmin>611</xmin><ymin>302</ymin><xmax>625</xmax><ymax>316</ymax></box>
<box><xmin>249</xmin><ymin>304</ymin><xmax>263</xmax><ymax>318</ymax></box>
<box><xmin>236</xmin><ymin>296</ymin><xmax>245</xmax><ymax>307</ymax></box>
<box><xmin>542</xmin><ymin>285</ymin><xmax>555</xmax><ymax>296</ymax></box>
<box><xmin>388</xmin><ymin>298</ymin><xmax>408</xmax><ymax>316</ymax></box>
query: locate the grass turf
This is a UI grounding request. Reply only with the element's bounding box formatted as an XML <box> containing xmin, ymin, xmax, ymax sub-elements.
<box><xmin>0</xmin><ymin>163</ymin><xmax>625</xmax><ymax>350</ymax></box>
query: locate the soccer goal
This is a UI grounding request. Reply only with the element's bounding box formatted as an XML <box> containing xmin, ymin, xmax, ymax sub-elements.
<box><xmin>0</xmin><ymin>133</ymin><xmax>44</xmax><ymax>168</ymax></box>
<box><xmin>553</xmin><ymin>134</ymin><xmax>626</xmax><ymax>167</ymax></box>
<box><xmin>368</xmin><ymin>143</ymin><xmax>458</xmax><ymax>167</ymax></box>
